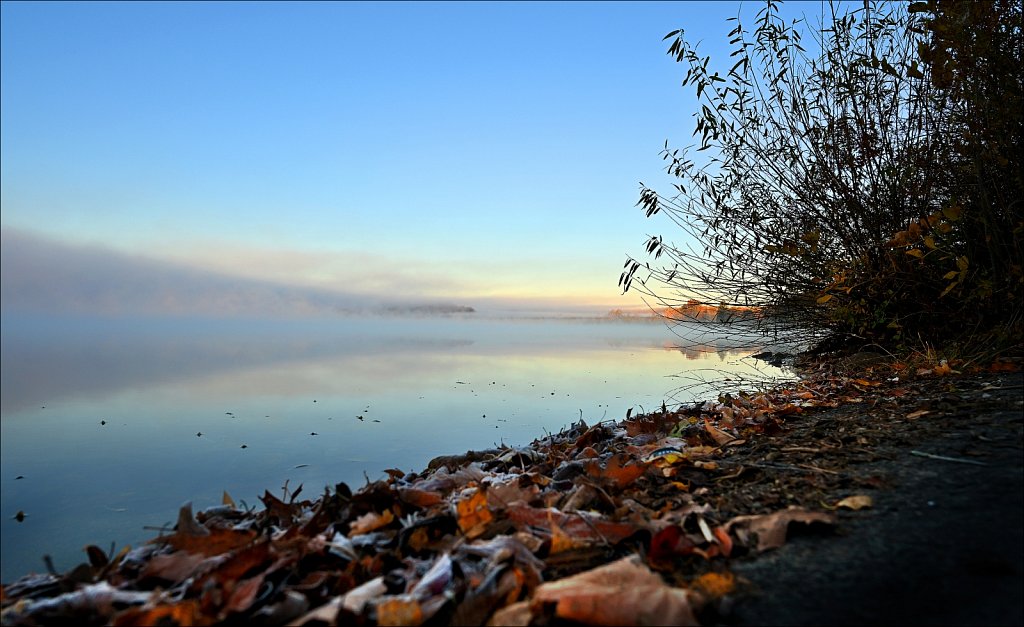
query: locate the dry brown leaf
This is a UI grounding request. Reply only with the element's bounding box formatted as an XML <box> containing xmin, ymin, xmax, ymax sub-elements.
<box><xmin>225</xmin><ymin>575</ymin><xmax>265</xmax><ymax>614</ymax></box>
<box><xmin>724</xmin><ymin>507</ymin><xmax>835</xmax><ymax>553</ymax></box>
<box><xmin>704</xmin><ymin>418</ymin><xmax>736</xmax><ymax>446</ymax></box>
<box><xmin>166</xmin><ymin>528</ymin><xmax>257</xmax><ymax>556</ymax></box>
<box><xmin>486</xmin><ymin>600</ymin><xmax>532</xmax><ymax>626</ymax></box>
<box><xmin>485</xmin><ymin>477</ymin><xmax>540</xmax><ymax>510</ymax></box>
<box><xmin>140</xmin><ymin>551</ymin><xmax>207</xmax><ymax>583</ymax></box>
<box><xmin>905</xmin><ymin>409</ymin><xmax>930</xmax><ymax>420</ymax></box>
<box><xmin>530</xmin><ymin>555</ymin><xmax>700</xmax><ymax>626</ymax></box>
<box><xmin>835</xmin><ymin>495</ymin><xmax>873</xmax><ymax>510</ymax></box>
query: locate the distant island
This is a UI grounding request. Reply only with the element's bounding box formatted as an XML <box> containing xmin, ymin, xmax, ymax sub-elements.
<box><xmin>608</xmin><ymin>299</ymin><xmax>760</xmax><ymax>323</ymax></box>
<box><xmin>376</xmin><ymin>304</ymin><xmax>476</xmax><ymax>316</ymax></box>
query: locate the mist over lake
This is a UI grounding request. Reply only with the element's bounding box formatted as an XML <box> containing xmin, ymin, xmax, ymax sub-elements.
<box><xmin>0</xmin><ymin>313</ymin><xmax>792</xmax><ymax>582</ymax></box>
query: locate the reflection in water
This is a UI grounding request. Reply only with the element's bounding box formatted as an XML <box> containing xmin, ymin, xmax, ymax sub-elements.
<box><xmin>0</xmin><ymin>315</ymin><xmax>794</xmax><ymax>582</ymax></box>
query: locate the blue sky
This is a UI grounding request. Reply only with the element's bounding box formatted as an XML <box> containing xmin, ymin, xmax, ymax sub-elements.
<box><xmin>1</xmin><ymin>1</ymin><xmax>821</xmax><ymax>315</ymax></box>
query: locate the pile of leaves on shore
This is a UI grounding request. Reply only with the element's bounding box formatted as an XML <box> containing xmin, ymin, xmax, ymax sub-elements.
<box><xmin>2</xmin><ymin>358</ymin><xmax>1019</xmax><ymax>626</ymax></box>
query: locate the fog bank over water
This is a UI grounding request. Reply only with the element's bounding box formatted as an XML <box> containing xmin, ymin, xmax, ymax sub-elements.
<box><xmin>0</xmin><ymin>228</ymin><xmax>630</xmax><ymax>318</ymax></box>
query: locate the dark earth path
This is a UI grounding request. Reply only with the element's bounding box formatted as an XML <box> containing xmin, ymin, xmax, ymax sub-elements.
<box><xmin>724</xmin><ymin>371</ymin><xmax>1023</xmax><ymax>626</ymax></box>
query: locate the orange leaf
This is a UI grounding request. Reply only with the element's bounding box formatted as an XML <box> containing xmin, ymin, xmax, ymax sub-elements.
<box><xmin>398</xmin><ymin>487</ymin><xmax>443</xmax><ymax>508</ymax></box>
<box><xmin>592</xmin><ymin>453</ymin><xmax>646</xmax><ymax>488</ymax></box>
<box><xmin>375</xmin><ymin>596</ymin><xmax>423</xmax><ymax>626</ymax></box>
<box><xmin>349</xmin><ymin>509</ymin><xmax>395</xmax><ymax>536</ymax></box>
<box><xmin>111</xmin><ymin>600</ymin><xmax>206</xmax><ymax>626</ymax></box>
<box><xmin>455</xmin><ymin>488</ymin><xmax>493</xmax><ymax>537</ymax></box>
<box><xmin>712</xmin><ymin>526</ymin><xmax>733</xmax><ymax>557</ymax></box>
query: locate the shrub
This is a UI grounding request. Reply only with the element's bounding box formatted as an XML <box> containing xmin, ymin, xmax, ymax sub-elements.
<box><xmin>623</xmin><ymin>0</ymin><xmax>1022</xmax><ymax>353</ymax></box>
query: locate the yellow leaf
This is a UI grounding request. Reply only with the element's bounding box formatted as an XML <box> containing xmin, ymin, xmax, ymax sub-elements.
<box><xmin>223</xmin><ymin>490</ymin><xmax>236</xmax><ymax>508</ymax></box>
<box><xmin>835</xmin><ymin>495</ymin><xmax>873</xmax><ymax>510</ymax></box>
<box><xmin>956</xmin><ymin>255</ymin><xmax>969</xmax><ymax>271</ymax></box>
<box><xmin>923</xmin><ymin>236</ymin><xmax>937</xmax><ymax>250</ymax></box>
<box><xmin>942</xmin><ymin>205</ymin><xmax>962</xmax><ymax>221</ymax></box>
<box><xmin>905</xmin><ymin>249</ymin><xmax>924</xmax><ymax>258</ymax></box>
<box><xmin>816</xmin><ymin>294</ymin><xmax>833</xmax><ymax>304</ymax></box>
<box><xmin>943</xmin><ymin>271</ymin><xmax>959</xmax><ymax>280</ymax></box>
<box><xmin>940</xmin><ymin>282</ymin><xmax>958</xmax><ymax>298</ymax></box>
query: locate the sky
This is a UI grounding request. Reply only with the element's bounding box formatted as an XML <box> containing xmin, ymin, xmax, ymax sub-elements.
<box><xmin>1</xmin><ymin>1</ymin><xmax>822</xmax><ymax>317</ymax></box>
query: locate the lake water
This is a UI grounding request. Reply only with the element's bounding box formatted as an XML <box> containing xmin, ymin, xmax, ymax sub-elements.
<box><xmin>0</xmin><ymin>314</ymin><xmax>792</xmax><ymax>582</ymax></box>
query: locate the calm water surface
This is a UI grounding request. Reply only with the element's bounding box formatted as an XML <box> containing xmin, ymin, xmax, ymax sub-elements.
<box><xmin>0</xmin><ymin>314</ymin><xmax>791</xmax><ymax>582</ymax></box>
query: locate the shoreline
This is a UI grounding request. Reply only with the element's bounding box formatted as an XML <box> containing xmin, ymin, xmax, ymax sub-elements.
<box><xmin>2</xmin><ymin>361</ymin><xmax>1021</xmax><ymax>625</ymax></box>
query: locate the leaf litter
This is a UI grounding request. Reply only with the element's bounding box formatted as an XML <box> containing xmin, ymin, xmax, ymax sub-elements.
<box><xmin>3</xmin><ymin>367</ymin><xmax>1017</xmax><ymax>626</ymax></box>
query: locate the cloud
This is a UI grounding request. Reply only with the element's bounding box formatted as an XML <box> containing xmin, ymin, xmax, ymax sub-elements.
<box><xmin>149</xmin><ymin>238</ymin><xmax>469</xmax><ymax>298</ymax></box>
<box><xmin>0</xmin><ymin>227</ymin><xmax>406</xmax><ymax>317</ymax></box>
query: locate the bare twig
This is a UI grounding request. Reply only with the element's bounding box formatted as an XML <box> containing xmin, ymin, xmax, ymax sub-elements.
<box><xmin>910</xmin><ymin>450</ymin><xmax>989</xmax><ymax>466</ymax></box>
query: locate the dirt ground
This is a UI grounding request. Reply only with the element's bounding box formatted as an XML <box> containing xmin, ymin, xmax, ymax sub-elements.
<box><xmin>718</xmin><ymin>370</ymin><xmax>1023</xmax><ymax>626</ymax></box>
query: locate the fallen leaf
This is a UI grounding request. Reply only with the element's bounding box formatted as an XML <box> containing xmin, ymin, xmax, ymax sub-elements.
<box><xmin>589</xmin><ymin>453</ymin><xmax>646</xmax><ymax>488</ymax></box>
<box><xmin>835</xmin><ymin>495</ymin><xmax>873</xmax><ymax>510</ymax></box>
<box><xmin>703</xmin><ymin>418</ymin><xmax>737</xmax><ymax>446</ymax></box>
<box><xmin>487</xmin><ymin>600</ymin><xmax>532</xmax><ymax>626</ymax></box>
<box><xmin>647</xmin><ymin>525</ymin><xmax>696</xmax><ymax>567</ymax></box>
<box><xmin>690</xmin><ymin>571</ymin><xmax>735</xmax><ymax>600</ymax></box>
<box><xmin>398</xmin><ymin>487</ymin><xmax>443</xmax><ymax>509</ymax></box>
<box><xmin>140</xmin><ymin>552</ymin><xmax>207</xmax><ymax>583</ymax></box>
<box><xmin>149</xmin><ymin>503</ymin><xmax>256</xmax><ymax>556</ymax></box>
<box><xmin>455</xmin><ymin>488</ymin><xmax>493</xmax><ymax>538</ymax></box>
<box><xmin>348</xmin><ymin>509</ymin><xmax>395</xmax><ymax>536</ymax></box>
<box><xmin>374</xmin><ymin>595</ymin><xmax>422</xmax><ymax>626</ymax></box>
<box><xmin>342</xmin><ymin>576</ymin><xmax>388</xmax><ymax>615</ymax></box>
<box><xmin>111</xmin><ymin>600</ymin><xmax>203</xmax><ymax>626</ymax></box>
<box><xmin>529</xmin><ymin>555</ymin><xmax>700</xmax><ymax>626</ymax></box>
<box><xmin>505</xmin><ymin>503</ymin><xmax>640</xmax><ymax>547</ymax></box>
<box><xmin>905</xmin><ymin>409</ymin><xmax>930</xmax><ymax>420</ymax></box>
<box><xmin>724</xmin><ymin>507</ymin><xmax>835</xmax><ymax>553</ymax></box>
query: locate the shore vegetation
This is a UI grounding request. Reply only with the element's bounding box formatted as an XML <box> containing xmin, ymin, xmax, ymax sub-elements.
<box><xmin>622</xmin><ymin>0</ymin><xmax>1023</xmax><ymax>364</ymax></box>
